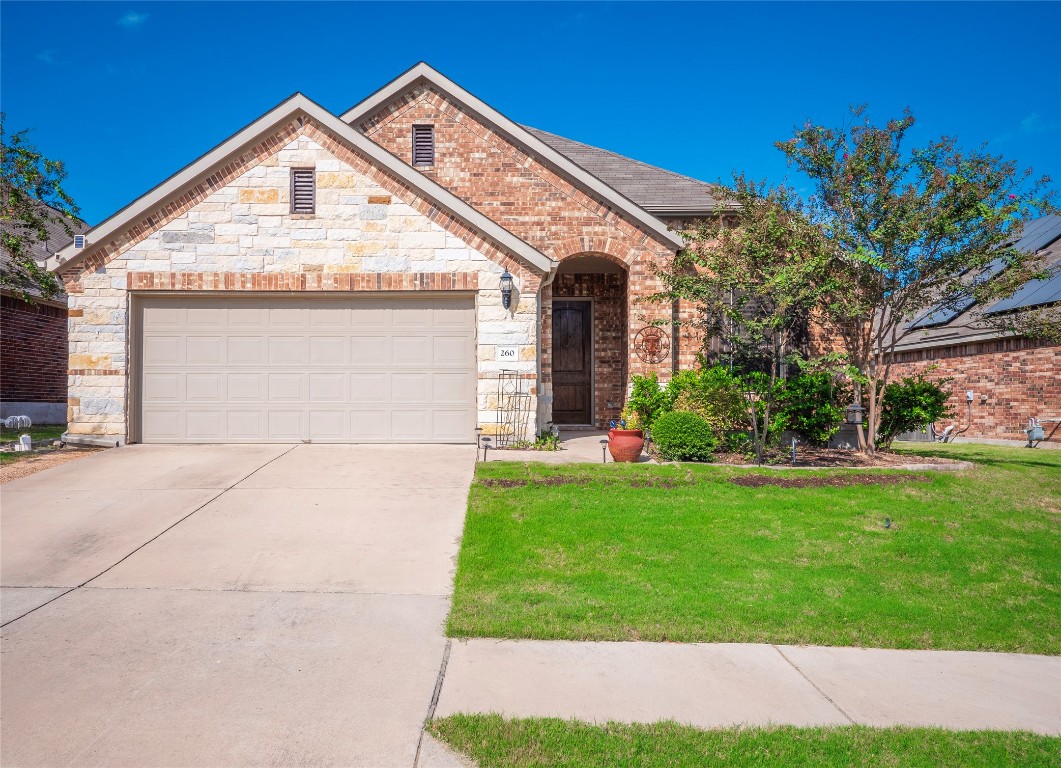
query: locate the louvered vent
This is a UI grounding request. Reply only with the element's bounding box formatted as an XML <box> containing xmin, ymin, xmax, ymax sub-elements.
<box><xmin>291</xmin><ymin>168</ymin><xmax>316</xmax><ymax>214</ymax></box>
<box><xmin>412</xmin><ymin>125</ymin><xmax>435</xmax><ymax>166</ymax></box>
<box><xmin>73</xmin><ymin>235</ymin><xmax>86</xmax><ymax>249</ymax></box>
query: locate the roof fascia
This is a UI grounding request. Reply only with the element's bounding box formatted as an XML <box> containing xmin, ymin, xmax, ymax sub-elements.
<box><xmin>341</xmin><ymin>63</ymin><xmax>686</xmax><ymax>251</ymax></box>
<box><xmin>53</xmin><ymin>93</ymin><xmax>552</xmax><ymax>275</ymax></box>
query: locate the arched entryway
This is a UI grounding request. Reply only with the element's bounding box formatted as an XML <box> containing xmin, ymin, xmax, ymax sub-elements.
<box><xmin>544</xmin><ymin>254</ymin><xmax>628</xmax><ymax>428</ymax></box>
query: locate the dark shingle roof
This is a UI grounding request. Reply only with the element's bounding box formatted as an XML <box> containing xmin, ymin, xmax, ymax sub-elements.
<box><xmin>895</xmin><ymin>214</ymin><xmax>1061</xmax><ymax>350</ymax></box>
<box><xmin>0</xmin><ymin>201</ymin><xmax>87</xmax><ymax>299</ymax></box>
<box><xmin>523</xmin><ymin>126</ymin><xmax>730</xmax><ymax>215</ymax></box>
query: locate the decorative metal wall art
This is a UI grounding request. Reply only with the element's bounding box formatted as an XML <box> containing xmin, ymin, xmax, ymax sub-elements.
<box><xmin>633</xmin><ymin>326</ymin><xmax>670</xmax><ymax>364</ymax></box>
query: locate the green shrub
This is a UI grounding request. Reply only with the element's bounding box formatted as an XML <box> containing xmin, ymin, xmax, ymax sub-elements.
<box><xmin>878</xmin><ymin>374</ymin><xmax>953</xmax><ymax>448</ymax></box>
<box><xmin>650</xmin><ymin>411</ymin><xmax>717</xmax><ymax>462</ymax></box>
<box><xmin>664</xmin><ymin>365</ymin><xmax>748</xmax><ymax>450</ymax></box>
<box><xmin>778</xmin><ymin>372</ymin><xmax>847</xmax><ymax>446</ymax></box>
<box><xmin>624</xmin><ymin>373</ymin><xmax>669</xmax><ymax>428</ymax></box>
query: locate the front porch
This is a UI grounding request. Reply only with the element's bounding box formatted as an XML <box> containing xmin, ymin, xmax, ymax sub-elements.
<box><xmin>541</xmin><ymin>254</ymin><xmax>629</xmax><ymax>430</ymax></box>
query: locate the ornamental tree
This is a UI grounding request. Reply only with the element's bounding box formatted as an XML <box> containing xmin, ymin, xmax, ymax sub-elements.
<box><xmin>655</xmin><ymin>175</ymin><xmax>834</xmax><ymax>460</ymax></box>
<box><xmin>1</xmin><ymin>114</ymin><xmax>80</xmax><ymax>301</ymax></box>
<box><xmin>778</xmin><ymin>106</ymin><xmax>1055</xmax><ymax>452</ymax></box>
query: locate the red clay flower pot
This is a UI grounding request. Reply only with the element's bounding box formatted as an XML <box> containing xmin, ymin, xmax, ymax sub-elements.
<box><xmin>608</xmin><ymin>429</ymin><xmax>645</xmax><ymax>463</ymax></box>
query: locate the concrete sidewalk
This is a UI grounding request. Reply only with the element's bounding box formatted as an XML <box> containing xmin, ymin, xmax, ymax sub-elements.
<box><xmin>435</xmin><ymin>639</ymin><xmax>1061</xmax><ymax>735</ymax></box>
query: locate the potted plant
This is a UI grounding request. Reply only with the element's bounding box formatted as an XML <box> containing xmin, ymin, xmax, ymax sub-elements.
<box><xmin>608</xmin><ymin>408</ymin><xmax>645</xmax><ymax>463</ymax></box>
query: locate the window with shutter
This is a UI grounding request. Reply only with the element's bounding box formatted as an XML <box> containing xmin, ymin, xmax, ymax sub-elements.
<box><xmin>412</xmin><ymin>125</ymin><xmax>435</xmax><ymax>167</ymax></box>
<box><xmin>290</xmin><ymin>168</ymin><xmax>316</xmax><ymax>214</ymax></box>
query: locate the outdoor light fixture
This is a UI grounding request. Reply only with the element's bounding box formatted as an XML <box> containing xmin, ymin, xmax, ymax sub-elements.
<box><xmin>499</xmin><ymin>270</ymin><xmax>514</xmax><ymax>310</ymax></box>
<box><xmin>475</xmin><ymin>427</ymin><xmax>484</xmax><ymax>462</ymax></box>
<box><xmin>845</xmin><ymin>403</ymin><xmax>866</xmax><ymax>425</ymax></box>
<box><xmin>600</xmin><ymin>438</ymin><xmax>609</xmax><ymax>464</ymax></box>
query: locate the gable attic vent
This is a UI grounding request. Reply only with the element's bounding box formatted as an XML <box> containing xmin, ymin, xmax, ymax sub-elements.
<box><xmin>412</xmin><ymin>125</ymin><xmax>435</xmax><ymax>167</ymax></box>
<box><xmin>290</xmin><ymin>168</ymin><xmax>316</xmax><ymax>214</ymax></box>
<box><xmin>73</xmin><ymin>235</ymin><xmax>86</xmax><ymax>249</ymax></box>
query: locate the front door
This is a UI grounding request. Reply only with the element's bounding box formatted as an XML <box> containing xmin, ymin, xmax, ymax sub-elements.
<box><xmin>552</xmin><ymin>300</ymin><xmax>592</xmax><ymax>424</ymax></box>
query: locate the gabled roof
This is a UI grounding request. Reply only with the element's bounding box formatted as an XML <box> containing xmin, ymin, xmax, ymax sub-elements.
<box><xmin>524</xmin><ymin>127</ymin><xmax>731</xmax><ymax>216</ymax></box>
<box><xmin>341</xmin><ymin>62</ymin><xmax>686</xmax><ymax>250</ymax></box>
<box><xmin>53</xmin><ymin>94</ymin><xmax>553</xmax><ymax>275</ymax></box>
<box><xmin>1</xmin><ymin>200</ymin><xmax>87</xmax><ymax>301</ymax></box>
<box><xmin>895</xmin><ymin>214</ymin><xmax>1061</xmax><ymax>350</ymax></box>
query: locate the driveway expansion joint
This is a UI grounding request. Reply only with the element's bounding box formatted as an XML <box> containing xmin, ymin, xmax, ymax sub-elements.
<box><xmin>415</xmin><ymin>638</ymin><xmax>453</xmax><ymax>767</ymax></box>
<box><xmin>1</xmin><ymin>445</ymin><xmax>297</xmax><ymax>628</ymax></box>
<box><xmin>772</xmin><ymin>644</ymin><xmax>856</xmax><ymax>724</ymax></box>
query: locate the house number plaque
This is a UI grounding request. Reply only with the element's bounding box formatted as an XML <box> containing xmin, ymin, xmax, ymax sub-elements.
<box><xmin>496</xmin><ymin>346</ymin><xmax>519</xmax><ymax>361</ymax></box>
<box><xmin>633</xmin><ymin>327</ymin><xmax>670</xmax><ymax>364</ymax></box>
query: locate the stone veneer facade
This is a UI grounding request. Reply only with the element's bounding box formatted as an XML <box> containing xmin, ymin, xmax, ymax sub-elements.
<box><xmin>62</xmin><ymin>130</ymin><xmax>539</xmax><ymax>441</ymax></box>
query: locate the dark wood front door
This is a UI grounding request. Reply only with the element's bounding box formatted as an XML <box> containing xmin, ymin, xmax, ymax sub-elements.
<box><xmin>552</xmin><ymin>301</ymin><xmax>593</xmax><ymax>424</ymax></box>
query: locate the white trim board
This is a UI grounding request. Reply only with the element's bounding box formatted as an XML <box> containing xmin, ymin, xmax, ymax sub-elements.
<box><xmin>52</xmin><ymin>93</ymin><xmax>554</xmax><ymax>276</ymax></box>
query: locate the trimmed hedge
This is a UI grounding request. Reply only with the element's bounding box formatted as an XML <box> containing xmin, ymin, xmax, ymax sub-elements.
<box><xmin>651</xmin><ymin>411</ymin><xmax>717</xmax><ymax>462</ymax></box>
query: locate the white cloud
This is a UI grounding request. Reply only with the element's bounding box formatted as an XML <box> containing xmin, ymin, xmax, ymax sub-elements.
<box><xmin>117</xmin><ymin>11</ymin><xmax>149</xmax><ymax>29</ymax></box>
<box><xmin>36</xmin><ymin>49</ymin><xmax>59</xmax><ymax>65</ymax></box>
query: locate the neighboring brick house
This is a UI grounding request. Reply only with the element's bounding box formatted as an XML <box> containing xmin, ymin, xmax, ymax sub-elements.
<box><xmin>52</xmin><ymin>63</ymin><xmax>730</xmax><ymax>445</ymax></box>
<box><xmin>1</xmin><ymin>206</ymin><xmax>87</xmax><ymax>424</ymax></box>
<box><xmin>888</xmin><ymin>215</ymin><xmax>1061</xmax><ymax>443</ymax></box>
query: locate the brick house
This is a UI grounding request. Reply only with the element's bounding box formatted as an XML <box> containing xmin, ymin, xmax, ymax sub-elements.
<box><xmin>1</xmin><ymin>206</ymin><xmax>87</xmax><ymax>424</ymax></box>
<box><xmin>52</xmin><ymin>63</ymin><xmax>727</xmax><ymax>445</ymax></box>
<box><xmin>888</xmin><ymin>215</ymin><xmax>1061</xmax><ymax>442</ymax></box>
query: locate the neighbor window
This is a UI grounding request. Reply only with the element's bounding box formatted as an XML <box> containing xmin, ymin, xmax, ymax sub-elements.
<box><xmin>412</xmin><ymin>125</ymin><xmax>435</xmax><ymax>166</ymax></box>
<box><xmin>290</xmin><ymin>168</ymin><xmax>316</xmax><ymax>214</ymax></box>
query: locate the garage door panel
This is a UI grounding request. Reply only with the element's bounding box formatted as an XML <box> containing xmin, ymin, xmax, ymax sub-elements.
<box><xmin>186</xmin><ymin>373</ymin><xmax>223</xmax><ymax>401</ymax></box>
<box><xmin>227</xmin><ymin>411</ymin><xmax>263</xmax><ymax>440</ymax></box>
<box><xmin>144</xmin><ymin>336</ymin><xmax>183</xmax><ymax>366</ymax></box>
<box><xmin>186</xmin><ymin>337</ymin><xmax>224</xmax><ymax>365</ymax></box>
<box><xmin>391</xmin><ymin>373</ymin><xmax>429</xmax><ymax>403</ymax></box>
<box><xmin>309</xmin><ymin>410</ymin><xmax>345</xmax><ymax>440</ymax></box>
<box><xmin>309</xmin><ymin>336</ymin><xmax>346</xmax><ymax>365</ymax></box>
<box><xmin>267</xmin><ymin>411</ymin><xmax>303</xmax><ymax>440</ymax></box>
<box><xmin>143</xmin><ymin>373</ymin><xmax>181</xmax><ymax>402</ymax></box>
<box><xmin>228</xmin><ymin>337</ymin><xmax>265</xmax><ymax>365</ymax></box>
<box><xmin>186</xmin><ymin>410</ymin><xmax>224</xmax><ymax>440</ymax></box>
<box><xmin>392</xmin><ymin>410</ymin><xmax>430</xmax><ymax>441</ymax></box>
<box><xmin>267</xmin><ymin>373</ymin><xmax>304</xmax><ymax>401</ymax></box>
<box><xmin>351</xmin><ymin>336</ymin><xmax>388</xmax><ymax>365</ymax></box>
<box><xmin>228</xmin><ymin>305</ymin><xmax>267</xmax><ymax>327</ymax></box>
<box><xmin>142</xmin><ymin>410</ymin><xmax>182</xmax><ymax>440</ymax></box>
<box><xmin>139</xmin><ymin>296</ymin><xmax>475</xmax><ymax>443</ymax></box>
<box><xmin>350</xmin><ymin>409</ymin><xmax>387</xmax><ymax>440</ymax></box>
<box><xmin>268</xmin><ymin>337</ymin><xmax>307</xmax><ymax>366</ymax></box>
<box><xmin>433</xmin><ymin>336</ymin><xmax>472</xmax><ymax>366</ymax></box>
<box><xmin>227</xmin><ymin>373</ymin><xmax>263</xmax><ymax>401</ymax></box>
<box><xmin>309</xmin><ymin>374</ymin><xmax>345</xmax><ymax>402</ymax></box>
<box><xmin>349</xmin><ymin>373</ymin><xmax>388</xmax><ymax>402</ymax></box>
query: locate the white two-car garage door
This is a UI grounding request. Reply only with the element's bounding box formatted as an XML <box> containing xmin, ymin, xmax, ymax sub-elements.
<box><xmin>137</xmin><ymin>295</ymin><xmax>476</xmax><ymax>443</ymax></box>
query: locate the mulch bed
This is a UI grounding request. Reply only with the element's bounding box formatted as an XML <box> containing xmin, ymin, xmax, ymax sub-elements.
<box><xmin>729</xmin><ymin>473</ymin><xmax>932</xmax><ymax>489</ymax></box>
<box><xmin>712</xmin><ymin>447</ymin><xmax>956</xmax><ymax>468</ymax></box>
<box><xmin>478</xmin><ymin>476</ymin><xmax>686</xmax><ymax>490</ymax></box>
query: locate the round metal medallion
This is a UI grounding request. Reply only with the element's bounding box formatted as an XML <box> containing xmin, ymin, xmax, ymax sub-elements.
<box><xmin>633</xmin><ymin>326</ymin><xmax>670</xmax><ymax>364</ymax></box>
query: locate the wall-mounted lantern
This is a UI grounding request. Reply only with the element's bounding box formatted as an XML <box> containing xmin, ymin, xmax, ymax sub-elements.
<box><xmin>500</xmin><ymin>270</ymin><xmax>514</xmax><ymax>310</ymax></box>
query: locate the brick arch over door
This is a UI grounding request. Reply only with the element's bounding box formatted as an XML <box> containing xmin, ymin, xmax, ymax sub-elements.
<box><xmin>549</xmin><ymin>237</ymin><xmax>643</xmax><ymax>267</ymax></box>
<box><xmin>543</xmin><ymin>252</ymin><xmax>629</xmax><ymax>428</ymax></box>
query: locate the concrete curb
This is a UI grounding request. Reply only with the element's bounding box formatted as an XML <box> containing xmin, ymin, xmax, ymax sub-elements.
<box><xmin>61</xmin><ymin>432</ymin><xmax>123</xmax><ymax>448</ymax></box>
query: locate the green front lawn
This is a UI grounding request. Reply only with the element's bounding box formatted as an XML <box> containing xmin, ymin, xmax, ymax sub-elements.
<box><xmin>0</xmin><ymin>424</ymin><xmax>67</xmax><ymax>464</ymax></box>
<box><xmin>430</xmin><ymin>716</ymin><xmax>1061</xmax><ymax>768</ymax></box>
<box><xmin>449</xmin><ymin>443</ymin><xmax>1060</xmax><ymax>653</ymax></box>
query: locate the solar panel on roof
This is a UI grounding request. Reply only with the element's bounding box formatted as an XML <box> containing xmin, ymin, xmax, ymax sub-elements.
<box><xmin>910</xmin><ymin>297</ymin><xmax>977</xmax><ymax>329</ymax></box>
<box><xmin>985</xmin><ymin>270</ymin><xmax>1061</xmax><ymax>314</ymax></box>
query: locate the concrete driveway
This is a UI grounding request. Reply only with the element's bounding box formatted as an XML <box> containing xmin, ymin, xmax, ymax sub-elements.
<box><xmin>1</xmin><ymin>443</ymin><xmax>474</xmax><ymax>767</ymax></box>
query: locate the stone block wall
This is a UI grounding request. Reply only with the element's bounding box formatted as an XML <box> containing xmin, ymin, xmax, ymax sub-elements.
<box><xmin>61</xmin><ymin>130</ymin><xmax>539</xmax><ymax>441</ymax></box>
<box><xmin>0</xmin><ymin>295</ymin><xmax>68</xmax><ymax>420</ymax></box>
<box><xmin>889</xmin><ymin>337</ymin><xmax>1061</xmax><ymax>441</ymax></box>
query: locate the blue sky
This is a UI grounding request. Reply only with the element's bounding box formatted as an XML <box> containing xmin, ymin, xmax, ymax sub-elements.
<box><xmin>2</xmin><ymin>1</ymin><xmax>1059</xmax><ymax>225</ymax></box>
